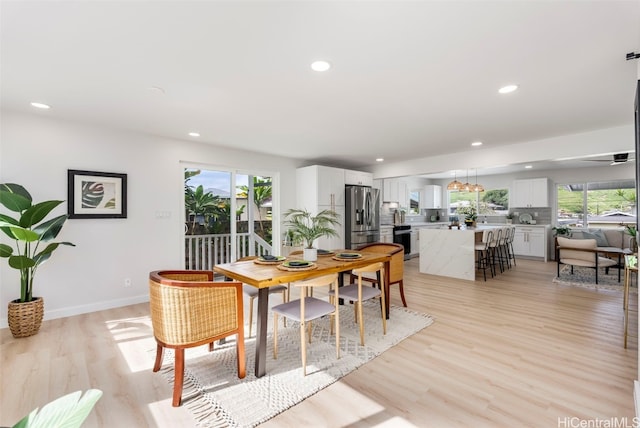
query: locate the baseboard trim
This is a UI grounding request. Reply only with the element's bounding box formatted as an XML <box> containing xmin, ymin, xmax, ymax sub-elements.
<box><xmin>0</xmin><ymin>295</ymin><xmax>149</xmax><ymax>329</ymax></box>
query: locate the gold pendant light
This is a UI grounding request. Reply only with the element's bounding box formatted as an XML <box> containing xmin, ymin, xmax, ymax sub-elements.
<box><xmin>447</xmin><ymin>170</ymin><xmax>463</xmax><ymax>191</ymax></box>
<box><xmin>473</xmin><ymin>169</ymin><xmax>485</xmax><ymax>192</ymax></box>
<box><xmin>461</xmin><ymin>169</ymin><xmax>472</xmax><ymax>192</ymax></box>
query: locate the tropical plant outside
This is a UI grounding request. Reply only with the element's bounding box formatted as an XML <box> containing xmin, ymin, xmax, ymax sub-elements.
<box><xmin>184</xmin><ymin>169</ymin><xmax>273</xmax><ymax>244</ymax></box>
<box><xmin>0</xmin><ymin>183</ymin><xmax>75</xmax><ymax>303</ymax></box>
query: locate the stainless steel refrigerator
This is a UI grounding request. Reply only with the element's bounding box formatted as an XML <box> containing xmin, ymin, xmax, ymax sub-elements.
<box><xmin>345</xmin><ymin>185</ymin><xmax>380</xmax><ymax>249</ymax></box>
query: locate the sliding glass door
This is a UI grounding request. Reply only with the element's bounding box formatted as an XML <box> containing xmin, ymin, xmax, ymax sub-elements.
<box><xmin>184</xmin><ymin>166</ymin><xmax>277</xmax><ymax>269</ymax></box>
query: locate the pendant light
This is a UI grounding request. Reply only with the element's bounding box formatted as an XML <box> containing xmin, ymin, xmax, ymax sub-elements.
<box><xmin>461</xmin><ymin>169</ymin><xmax>472</xmax><ymax>192</ymax></box>
<box><xmin>472</xmin><ymin>169</ymin><xmax>485</xmax><ymax>192</ymax></box>
<box><xmin>447</xmin><ymin>170</ymin><xmax>463</xmax><ymax>191</ymax></box>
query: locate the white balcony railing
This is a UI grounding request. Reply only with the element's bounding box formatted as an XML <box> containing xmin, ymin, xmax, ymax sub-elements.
<box><xmin>185</xmin><ymin>233</ymin><xmax>273</xmax><ymax>270</ymax></box>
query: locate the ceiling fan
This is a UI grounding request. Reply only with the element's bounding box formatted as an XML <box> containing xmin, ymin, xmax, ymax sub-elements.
<box><xmin>582</xmin><ymin>153</ymin><xmax>635</xmax><ymax>165</ymax></box>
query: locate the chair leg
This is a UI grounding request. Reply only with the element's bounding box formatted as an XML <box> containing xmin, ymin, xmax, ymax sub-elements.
<box><xmin>248</xmin><ymin>296</ymin><xmax>254</xmax><ymax>338</ymax></box>
<box><xmin>357</xmin><ymin>301</ymin><xmax>365</xmax><ymax>346</ymax></box>
<box><xmin>281</xmin><ymin>289</ymin><xmax>288</xmax><ymax>328</ymax></box>
<box><xmin>380</xmin><ymin>295</ymin><xmax>387</xmax><ymax>335</ymax></box>
<box><xmin>236</xmin><ymin>333</ymin><xmax>246</xmax><ymax>379</ymax></box>
<box><xmin>172</xmin><ymin>348</ymin><xmax>185</xmax><ymax>407</ymax></box>
<box><xmin>397</xmin><ymin>280</ymin><xmax>407</xmax><ymax>307</ymax></box>
<box><xmin>273</xmin><ymin>313</ymin><xmax>279</xmax><ymax>359</ymax></box>
<box><xmin>301</xmin><ymin>321</ymin><xmax>307</xmax><ymax>376</ymax></box>
<box><xmin>153</xmin><ymin>343</ymin><xmax>164</xmax><ymax>372</ymax></box>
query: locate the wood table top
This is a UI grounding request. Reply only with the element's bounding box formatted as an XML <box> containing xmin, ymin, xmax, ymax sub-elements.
<box><xmin>214</xmin><ymin>250</ymin><xmax>391</xmax><ymax>288</ymax></box>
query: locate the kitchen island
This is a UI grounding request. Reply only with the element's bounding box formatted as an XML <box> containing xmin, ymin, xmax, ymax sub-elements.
<box><xmin>419</xmin><ymin>225</ymin><xmax>504</xmax><ymax>281</ymax></box>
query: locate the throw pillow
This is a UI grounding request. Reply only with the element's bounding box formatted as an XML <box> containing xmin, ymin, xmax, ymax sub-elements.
<box><xmin>583</xmin><ymin>230</ymin><xmax>609</xmax><ymax>247</ymax></box>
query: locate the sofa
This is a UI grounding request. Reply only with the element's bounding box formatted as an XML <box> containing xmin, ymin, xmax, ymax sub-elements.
<box><xmin>555</xmin><ymin>228</ymin><xmax>635</xmax><ymax>283</ymax></box>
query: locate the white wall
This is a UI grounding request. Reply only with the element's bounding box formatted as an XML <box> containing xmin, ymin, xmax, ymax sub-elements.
<box><xmin>0</xmin><ymin>111</ymin><xmax>302</xmax><ymax>326</ymax></box>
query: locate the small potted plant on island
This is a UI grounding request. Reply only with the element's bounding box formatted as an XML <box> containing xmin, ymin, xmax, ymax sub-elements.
<box><xmin>284</xmin><ymin>208</ymin><xmax>340</xmax><ymax>261</ymax></box>
<box><xmin>0</xmin><ymin>183</ymin><xmax>75</xmax><ymax>338</ymax></box>
<box><xmin>457</xmin><ymin>205</ymin><xmax>477</xmax><ymax>227</ymax></box>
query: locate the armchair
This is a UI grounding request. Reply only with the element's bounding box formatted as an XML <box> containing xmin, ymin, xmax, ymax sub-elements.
<box><xmin>149</xmin><ymin>270</ymin><xmax>245</xmax><ymax>406</ymax></box>
<box><xmin>556</xmin><ymin>237</ymin><xmax>617</xmax><ymax>284</ymax></box>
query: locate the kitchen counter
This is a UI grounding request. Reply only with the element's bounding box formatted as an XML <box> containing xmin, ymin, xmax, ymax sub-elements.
<box><xmin>419</xmin><ymin>226</ymin><xmax>504</xmax><ymax>281</ymax></box>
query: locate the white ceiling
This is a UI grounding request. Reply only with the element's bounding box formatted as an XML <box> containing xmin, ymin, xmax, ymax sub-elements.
<box><xmin>2</xmin><ymin>1</ymin><xmax>639</xmax><ymax>172</ymax></box>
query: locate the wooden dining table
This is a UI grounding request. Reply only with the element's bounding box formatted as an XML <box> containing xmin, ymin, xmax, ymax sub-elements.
<box><xmin>214</xmin><ymin>250</ymin><xmax>391</xmax><ymax>377</ymax></box>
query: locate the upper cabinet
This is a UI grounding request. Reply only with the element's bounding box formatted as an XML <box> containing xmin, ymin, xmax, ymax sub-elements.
<box><xmin>420</xmin><ymin>185</ymin><xmax>442</xmax><ymax>209</ymax></box>
<box><xmin>383</xmin><ymin>178</ymin><xmax>409</xmax><ymax>208</ymax></box>
<box><xmin>344</xmin><ymin>169</ymin><xmax>373</xmax><ymax>187</ymax></box>
<box><xmin>511</xmin><ymin>178</ymin><xmax>549</xmax><ymax>208</ymax></box>
<box><xmin>296</xmin><ymin>165</ymin><xmax>345</xmax><ymax>208</ymax></box>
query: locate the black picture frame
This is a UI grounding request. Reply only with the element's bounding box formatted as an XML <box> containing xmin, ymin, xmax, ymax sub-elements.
<box><xmin>67</xmin><ymin>169</ymin><xmax>127</xmax><ymax>219</ymax></box>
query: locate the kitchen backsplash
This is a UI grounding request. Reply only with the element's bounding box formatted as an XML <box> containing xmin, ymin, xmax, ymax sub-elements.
<box><xmin>508</xmin><ymin>207</ymin><xmax>552</xmax><ymax>225</ymax></box>
<box><xmin>379</xmin><ymin>206</ymin><xmax>552</xmax><ymax>225</ymax></box>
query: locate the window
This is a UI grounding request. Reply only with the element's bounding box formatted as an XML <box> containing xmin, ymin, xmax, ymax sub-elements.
<box><xmin>557</xmin><ymin>180</ymin><xmax>636</xmax><ymax>228</ymax></box>
<box><xmin>448</xmin><ymin>188</ymin><xmax>509</xmax><ymax>219</ymax></box>
<box><xmin>409</xmin><ymin>190</ymin><xmax>420</xmax><ymax>214</ymax></box>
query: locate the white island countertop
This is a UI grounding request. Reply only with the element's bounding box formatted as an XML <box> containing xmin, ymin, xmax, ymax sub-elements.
<box><xmin>418</xmin><ymin>225</ymin><xmax>506</xmax><ymax>281</ymax></box>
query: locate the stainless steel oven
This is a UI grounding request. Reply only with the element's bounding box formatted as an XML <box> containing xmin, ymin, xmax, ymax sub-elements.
<box><xmin>393</xmin><ymin>225</ymin><xmax>411</xmax><ymax>260</ymax></box>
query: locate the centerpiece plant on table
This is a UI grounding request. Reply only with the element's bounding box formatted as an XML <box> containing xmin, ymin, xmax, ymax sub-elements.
<box><xmin>283</xmin><ymin>208</ymin><xmax>340</xmax><ymax>261</ymax></box>
<box><xmin>0</xmin><ymin>183</ymin><xmax>75</xmax><ymax>338</ymax></box>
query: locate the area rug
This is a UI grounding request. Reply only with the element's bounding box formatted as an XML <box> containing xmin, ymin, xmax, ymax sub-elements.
<box><xmin>156</xmin><ymin>302</ymin><xmax>433</xmax><ymax>427</ymax></box>
<box><xmin>553</xmin><ymin>264</ymin><xmax>636</xmax><ymax>293</ymax></box>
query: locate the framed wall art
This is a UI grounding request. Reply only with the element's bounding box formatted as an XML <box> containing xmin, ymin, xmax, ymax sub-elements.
<box><xmin>67</xmin><ymin>170</ymin><xmax>127</xmax><ymax>219</ymax></box>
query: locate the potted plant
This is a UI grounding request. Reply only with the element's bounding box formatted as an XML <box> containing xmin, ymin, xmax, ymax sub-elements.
<box><xmin>552</xmin><ymin>225</ymin><xmax>572</xmax><ymax>237</ymax></box>
<box><xmin>283</xmin><ymin>208</ymin><xmax>340</xmax><ymax>261</ymax></box>
<box><xmin>457</xmin><ymin>205</ymin><xmax>477</xmax><ymax>227</ymax></box>
<box><xmin>505</xmin><ymin>213</ymin><xmax>514</xmax><ymax>224</ymax></box>
<box><xmin>0</xmin><ymin>183</ymin><xmax>75</xmax><ymax>338</ymax></box>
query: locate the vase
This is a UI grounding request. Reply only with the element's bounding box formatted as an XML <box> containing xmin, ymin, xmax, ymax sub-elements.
<box><xmin>8</xmin><ymin>297</ymin><xmax>44</xmax><ymax>338</ymax></box>
<box><xmin>303</xmin><ymin>248</ymin><xmax>318</xmax><ymax>261</ymax></box>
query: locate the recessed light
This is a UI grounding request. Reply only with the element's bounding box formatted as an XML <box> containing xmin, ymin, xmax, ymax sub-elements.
<box><xmin>471</xmin><ymin>141</ymin><xmax>483</xmax><ymax>147</ymax></box>
<box><xmin>376</xmin><ymin>158</ymin><xmax>384</xmax><ymax>162</ymax></box>
<box><xmin>524</xmin><ymin>165</ymin><xmax>533</xmax><ymax>169</ymax></box>
<box><xmin>188</xmin><ymin>132</ymin><xmax>200</xmax><ymax>137</ymax></box>
<box><xmin>498</xmin><ymin>84</ymin><xmax>518</xmax><ymax>94</ymax></box>
<box><xmin>30</xmin><ymin>102</ymin><xmax>50</xmax><ymax>109</ymax></box>
<box><xmin>147</xmin><ymin>86</ymin><xmax>165</xmax><ymax>95</ymax></box>
<box><xmin>311</xmin><ymin>60</ymin><xmax>331</xmax><ymax>72</ymax></box>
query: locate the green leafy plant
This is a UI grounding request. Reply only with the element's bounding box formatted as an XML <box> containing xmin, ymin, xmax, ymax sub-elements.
<box><xmin>0</xmin><ymin>183</ymin><xmax>75</xmax><ymax>303</ymax></box>
<box><xmin>284</xmin><ymin>208</ymin><xmax>340</xmax><ymax>249</ymax></box>
<box><xmin>457</xmin><ymin>205</ymin><xmax>477</xmax><ymax>221</ymax></box>
<box><xmin>13</xmin><ymin>389</ymin><xmax>102</xmax><ymax>428</ymax></box>
<box><xmin>552</xmin><ymin>225</ymin><xmax>572</xmax><ymax>236</ymax></box>
<box><xmin>625</xmin><ymin>224</ymin><xmax>637</xmax><ymax>236</ymax></box>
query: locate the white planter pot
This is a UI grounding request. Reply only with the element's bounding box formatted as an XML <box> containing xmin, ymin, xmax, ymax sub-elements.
<box><xmin>303</xmin><ymin>248</ymin><xmax>318</xmax><ymax>261</ymax></box>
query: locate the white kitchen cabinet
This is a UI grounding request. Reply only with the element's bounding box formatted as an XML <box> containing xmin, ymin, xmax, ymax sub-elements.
<box><xmin>420</xmin><ymin>185</ymin><xmax>442</xmax><ymax>209</ymax></box>
<box><xmin>344</xmin><ymin>169</ymin><xmax>373</xmax><ymax>187</ymax></box>
<box><xmin>296</xmin><ymin>165</ymin><xmax>345</xmax><ymax>249</ymax></box>
<box><xmin>513</xmin><ymin>226</ymin><xmax>547</xmax><ymax>261</ymax></box>
<box><xmin>383</xmin><ymin>178</ymin><xmax>408</xmax><ymax>208</ymax></box>
<box><xmin>410</xmin><ymin>229</ymin><xmax>419</xmax><ymax>257</ymax></box>
<box><xmin>512</xmin><ymin>178</ymin><xmax>549</xmax><ymax>208</ymax></box>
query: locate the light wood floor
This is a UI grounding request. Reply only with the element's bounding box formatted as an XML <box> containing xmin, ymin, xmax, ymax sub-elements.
<box><xmin>1</xmin><ymin>258</ymin><xmax>637</xmax><ymax>427</ymax></box>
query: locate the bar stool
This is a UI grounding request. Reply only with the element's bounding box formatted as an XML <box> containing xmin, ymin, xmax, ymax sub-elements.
<box><xmin>488</xmin><ymin>228</ymin><xmax>504</xmax><ymax>274</ymax></box>
<box><xmin>505</xmin><ymin>226</ymin><xmax>517</xmax><ymax>268</ymax></box>
<box><xmin>475</xmin><ymin>229</ymin><xmax>494</xmax><ymax>281</ymax></box>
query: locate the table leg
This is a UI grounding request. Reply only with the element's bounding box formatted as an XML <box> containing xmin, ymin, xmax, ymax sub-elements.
<box><xmin>254</xmin><ymin>287</ymin><xmax>269</xmax><ymax>377</ymax></box>
<box><xmin>384</xmin><ymin>260</ymin><xmax>390</xmax><ymax>320</ymax></box>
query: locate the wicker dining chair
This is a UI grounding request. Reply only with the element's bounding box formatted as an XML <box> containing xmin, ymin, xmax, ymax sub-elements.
<box><xmin>149</xmin><ymin>270</ymin><xmax>245</xmax><ymax>407</ymax></box>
